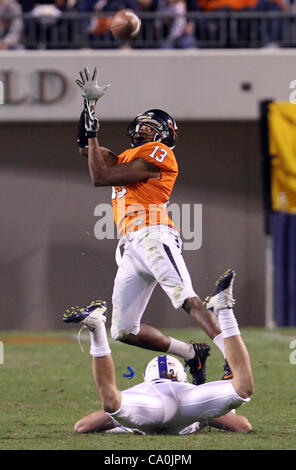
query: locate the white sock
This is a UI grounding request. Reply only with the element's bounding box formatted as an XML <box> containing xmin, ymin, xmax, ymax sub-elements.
<box><xmin>219</xmin><ymin>308</ymin><xmax>240</xmax><ymax>339</ymax></box>
<box><xmin>167</xmin><ymin>337</ymin><xmax>195</xmax><ymax>360</ymax></box>
<box><xmin>213</xmin><ymin>333</ymin><xmax>226</xmax><ymax>358</ymax></box>
<box><xmin>90</xmin><ymin>323</ymin><xmax>111</xmax><ymax>357</ymax></box>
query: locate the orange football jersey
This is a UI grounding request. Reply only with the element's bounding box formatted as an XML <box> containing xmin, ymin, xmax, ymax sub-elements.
<box><xmin>112</xmin><ymin>141</ymin><xmax>178</xmax><ymax>236</ymax></box>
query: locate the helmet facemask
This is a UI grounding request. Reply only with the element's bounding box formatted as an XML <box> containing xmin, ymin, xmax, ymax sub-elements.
<box><xmin>133</xmin><ymin>121</ymin><xmax>161</xmax><ymax>146</ymax></box>
<box><xmin>128</xmin><ymin>113</ymin><xmax>176</xmax><ymax>148</ymax></box>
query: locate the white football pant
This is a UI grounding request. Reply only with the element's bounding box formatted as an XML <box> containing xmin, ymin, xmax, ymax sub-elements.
<box><xmin>109</xmin><ymin>378</ymin><xmax>250</xmax><ymax>435</ymax></box>
<box><xmin>111</xmin><ymin>225</ymin><xmax>198</xmax><ymax>340</ymax></box>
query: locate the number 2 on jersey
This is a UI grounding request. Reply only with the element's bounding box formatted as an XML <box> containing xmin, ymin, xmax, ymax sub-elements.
<box><xmin>149</xmin><ymin>145</ymin><xmax>167</xmax><ymax>163</ymax></box>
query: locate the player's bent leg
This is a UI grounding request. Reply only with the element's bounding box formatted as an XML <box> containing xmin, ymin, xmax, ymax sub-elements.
<box><xmin>113</xmin><ymin>229</ymin><xmax>222</xmax><ymax>371</ymax></box>
<box><xmin>111</xmin><ymin>306</ymin><xmax>174</xmax><ymax>353</ymax></box>
<box><xmin>113</xmin><ymin>323</ymin><xmax>211</xmax><ymax>385</ymax></box>
<box><xmin>112</xmin><ymin>231</ymin><xmax>222</xmax><ymax>379</ymax></box>
<box><xmin>110</xmin><ymin>248</ymin><xmax>158</xmax><ymax>343</ymax></box>
<box><xmin>112</xmin><ymin>321</ymin><xmax>211</xmax><ymax>386</ymax></box>
<box><xmin>179</xmin><ymin>380</ymin><xmax>251</xmax><ymax>426</ymax></box>
<box><xmin>136</xmin><ymin>228</ymin><xmax>222</xmax><ymax>342</ymax></box>
<box><xmin>224</xmin><ymin>334</ymin><xmax>254</xmax><ymax>399</ymax></box>
<box><xmin>183</xmin><ymin>297</ymin><xmax>221</xmax><ymax>340</ymax></box>
<box><xmin>111</xmin><ymin>258</ymin><xmax>207</xmax><ymax>365</ymax></box>
<box><xmin>138</xmin><ymin>230</ymin><xmax>198</xmax><ymax>311</ymax></box>
<box><xmin>204</xmin><ymin>270</ymin><xmax>254</xmax><ymax>399</ymax></box>
<box><xmin>111</xmin><ymin>242</ymin><xmax>188</xmax><ymax>353</ymax></box>
<box><xmin>118</xmin><ymin>324</ymin><xmax>171</xmax><ymax>351</ymax></box>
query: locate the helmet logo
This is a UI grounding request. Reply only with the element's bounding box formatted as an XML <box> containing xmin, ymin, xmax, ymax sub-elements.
<box><xmin>144</xmin><ymin>355</ymin><xmax>187</xmax><ymax>383</ymax></box>
<box><xmin>168</xmin><ymin>120</ymin><xmax>177</xmax><ymax>140</ymax></box>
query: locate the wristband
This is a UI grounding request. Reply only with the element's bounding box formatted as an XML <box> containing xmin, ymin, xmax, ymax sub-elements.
<box><xmin>87</xmin><ymin>130</ymin><xmax>98</xmax><ymax>138</ymax></box>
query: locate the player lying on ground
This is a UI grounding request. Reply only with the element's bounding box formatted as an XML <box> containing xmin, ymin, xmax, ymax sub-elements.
<box><xmin>71</xmin><ymin>66</ymin><xmax>233</xmax><ymax>384</ymax></box>
<box><xmin>64</xmin><ymin>270</ymin><xmax>254</xmax><ymax>435</ymax></box>
<box><xmin>74</xmin><ymin>407</ymin><xmax>252</xmax><ymax>435</ymax></box>
<box><xmin>73</xmin><ymin>353</ymin><xmax>252</xmax><ymax>435</ymax></box>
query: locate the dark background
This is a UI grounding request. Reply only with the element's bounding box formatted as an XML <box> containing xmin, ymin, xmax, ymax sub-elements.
<box><xmin>0</xmin><ymin>120</ymin><xmax>265</xmax><ymax>329</ymax></box>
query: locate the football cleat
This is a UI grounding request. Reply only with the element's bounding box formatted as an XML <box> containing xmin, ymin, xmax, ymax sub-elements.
<box><xmin>203</xmin><ymin>269</ymin><xmax>236</xmax><ymax>315</ymax></box>
<box><xmin>63</xmin><ymin>300</ymin><xmax>107</xmax><ymax>332</ymax></box>
<box><xmin>184</xmin><ymin>342</ymin><xmax>211</xmax><ymax>386</ymax></box>
<box><xmin>221</xmin><ymin>359</ymin><xmax>233</xmax><ymax>381</ymax></box>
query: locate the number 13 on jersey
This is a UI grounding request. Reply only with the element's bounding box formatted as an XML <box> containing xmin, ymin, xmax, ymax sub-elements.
<box><xmin>112</xmin><ymin>186</ymin><xmax>127</xmax><ymax>200</ymax></box>
<box><xmin>149</xmin><ymin>146</ymin><xmax>168</xmax><ymax>163</ymax></box>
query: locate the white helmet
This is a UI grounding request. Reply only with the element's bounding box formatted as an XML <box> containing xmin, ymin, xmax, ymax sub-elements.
<box><xmin>144</xmin><ymin>355</ymin><xmax>188</xmax><ymax>383</ymax></box>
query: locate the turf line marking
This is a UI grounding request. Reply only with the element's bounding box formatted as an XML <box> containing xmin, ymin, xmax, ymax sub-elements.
<box><xmin>0</xmin><ymin>336</ymin><xmax>77</xmax><ymax>344</ymax></box>
<box><xmin>263</xmin><ymin>332</ymin><xmax>296</xmax><ymax>342</ymax></box>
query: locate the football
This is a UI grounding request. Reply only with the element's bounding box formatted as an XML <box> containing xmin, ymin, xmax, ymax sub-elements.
<box><xmin>110</xmin><ymin>9</ymin><xmax>141</xmax><ymax>41</ymax></box>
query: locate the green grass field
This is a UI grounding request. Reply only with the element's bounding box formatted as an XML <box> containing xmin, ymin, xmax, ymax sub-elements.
<box><xmin>0</xmin><ymin>328</ymin><xmax>295</xmax><ymax>451</ymax></box>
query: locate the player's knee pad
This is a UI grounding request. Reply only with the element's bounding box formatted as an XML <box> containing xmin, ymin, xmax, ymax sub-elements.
<box><xmin>111</xmin><ymin>323</ymin><xmax>140</xmax><ymax>342</ymax></box>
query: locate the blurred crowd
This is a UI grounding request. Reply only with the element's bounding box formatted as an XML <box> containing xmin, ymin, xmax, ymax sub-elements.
<box><xmin>0</xmin><ymin>0</ymin><xmax>294</xmax><ymax>49</ymax></box>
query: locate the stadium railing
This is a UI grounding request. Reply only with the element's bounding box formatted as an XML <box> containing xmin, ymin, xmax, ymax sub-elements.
<box><xmin>2</xmin><ymin>11</ymin><xmax>296</xmax><ymax>49</ymax></box>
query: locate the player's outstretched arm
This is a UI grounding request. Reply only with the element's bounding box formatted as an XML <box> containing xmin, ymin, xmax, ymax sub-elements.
<box><xmin>75</xmin><ymin>67</ymin><xmax>160</xmax><ymax>185</ymax></box>
<box><xmin>63</xmin><ymin>302</ymin><xmax>122</xmax><ymax>424</ymax></box>
<box><xmin>79</xmin><ymin>144</ymin><xmax>118</xmax><ymax>168</ymax></box>
<box><xmin>91</xmin><ymin>354</ymin><xmax>121</xmax><ymax>414</ymax></box>
<box><xmin>209</xmin><ymin>413</ymin><xmax>252</xmax><ymax>433</ymax></box>
<box><xmin>76</xmin><ymin>108</ymin><xmax>118</xmax><ymax>167</ymax></box>
<box><xmin>76</xmin><ymin>66</ymin><xmax>110</xmax><ymax>153</ymax></box>
<box><xmin>84</xmin><ymin>102</ymin><xmax>160</xmax><ymax>185</ymax></box>
<box><xmin>75</xmin><ymin>67</ymin><xmax>118</xmax><ymax>168</ymax></box>
<box><xmin>74</xmin><ymin>410</ymin><xmax>115</xmax><ymax>433</ymax></box>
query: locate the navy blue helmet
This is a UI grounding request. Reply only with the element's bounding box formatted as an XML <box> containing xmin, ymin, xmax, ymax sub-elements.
<box><xmin>127</xmin><ymin>109</ymin><xmax>178</xmax><ymax>149</ymax></box>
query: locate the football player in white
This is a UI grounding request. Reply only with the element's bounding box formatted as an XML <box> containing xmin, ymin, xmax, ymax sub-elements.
<box><xmin>74</xmin><ymin>354</ymin><xmax>252</xmax><ymax>435</ymax></box>
<box><xmin>64</xmin><ymin>270</ymin><xmax>254</xmax><ymax>435</ymax></box>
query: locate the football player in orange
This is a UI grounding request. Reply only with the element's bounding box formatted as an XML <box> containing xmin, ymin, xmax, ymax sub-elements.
<box><xmin>71</xmin><ymin>67</ymin><xmax>232</xmax><ymax>385</ymax></box>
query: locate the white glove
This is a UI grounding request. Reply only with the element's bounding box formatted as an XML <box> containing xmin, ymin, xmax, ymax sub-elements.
<box><xmin>76</xmin><ymin>67</ymin><xmax>111</xmax><ymax>106</ymax></box>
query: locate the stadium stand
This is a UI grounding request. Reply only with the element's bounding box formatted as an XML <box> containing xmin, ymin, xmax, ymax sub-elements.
<box><xmin>0</xmin><ymin>1</ymin><xmax>295</xmax><ymax>50</ymax></box>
